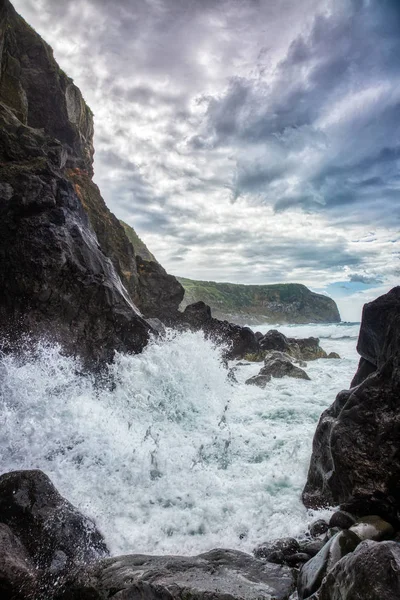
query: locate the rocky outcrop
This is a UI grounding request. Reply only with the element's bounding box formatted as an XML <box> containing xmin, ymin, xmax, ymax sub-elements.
<box><xmin>246</xmin><ymin>353</ymin><xmax>310</xmax><ymax>387</ymax></box>
<box><xmin>0</xmin><ymin>470</ymin><xmax>108</xmax><ymax>598</ymax></box>
<box><xmin>0</xmin><ymin>0</ymin><xmax>157</xmax><ymax>367</ymax></box>
<box><xmin>247</xmin><ymin>330</ymin><xmax>330</xmax><ymax>362</ymax></box>
<box><xmin>136</xmin><ymin>255</ymin><xmax>185</xmax><ymax>321</ymax></box>
<box><xmin>57</xmin><ymin>549</ymin><xmax>295</xmax><ymax>600</ymax></box>
<box><xmin>302</xmin><ymin>287</ymin><xmax>400</xmax><ymax>510</ymax></box>
<box><xmin>177</xmin><ymin>301</ymin><xmax>259</xmax><ymax>359</ymax></box>
<box><xmin>178</xmin><ymin>278</ymin><xmax>341</xmax><ymax>325</ymax></box>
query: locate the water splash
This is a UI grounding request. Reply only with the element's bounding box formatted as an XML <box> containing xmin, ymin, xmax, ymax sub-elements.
<box><xmin>0</xmin><ymin>327</ymin><xmax>357</xmax><ymax>555</ymax></box>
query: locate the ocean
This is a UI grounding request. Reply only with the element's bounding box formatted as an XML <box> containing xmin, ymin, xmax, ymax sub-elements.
<box><xmin>0</xmin><ymin>322</ymin><xmax>360</xmax><ymax>556</ymax></box>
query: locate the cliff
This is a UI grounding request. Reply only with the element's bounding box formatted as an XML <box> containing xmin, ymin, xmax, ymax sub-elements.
<box><xmin>178</xmin><ymin>278</ymin><xmax>341</xmax><ymax>325</ymax></box>
<box><xmin>0</xmin><ymin>0</ymin><xmax>184</xmax><ymax>366</ymax></box>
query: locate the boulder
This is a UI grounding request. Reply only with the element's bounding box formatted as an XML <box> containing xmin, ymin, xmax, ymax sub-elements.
<box><xmin>261</xmin><ymin>356</ymin><xmax>310</xmax><ymax>381</ymax></box>
<box><xmin>316</xmin><ymin>540</ymin><xmax>400</xmax><ymax>600</ymax></box>
<box><xmin>56</xmin><ymin>548</ymin><xmax>295</xmax><ymax>600</ymax></box>
<box><xmin>0</xmin><ymin>523</ymin><xmax>38</xmax><ymax>599</ymax></box>
<box><xmin>327</xmin><ymin>352</ymin><xmax>340</xmax><ymax>359</ymax></box>
<box><xmin>259</xmin><ymin>331</ymin><xmax>328</xmax><ymax>362</ymax></box>
<box><xmin>308</xmin><ymin>520</ymin><xmax>328</xmax><ymax>538</ymax></box>
<box><xmin>0</xmin><ymin>470</ymin><xmax>109</xmax><ymax>574</ymax></box>
<box><xmin>302</xmin><ymin>354</ymin><xmax>400</xmax><ymax>510</ymax></box>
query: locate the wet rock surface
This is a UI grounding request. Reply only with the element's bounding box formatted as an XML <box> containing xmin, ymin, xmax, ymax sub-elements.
<box><xmin>0</xmin><ymin>523</ymin><xmax>38</xmax><ymax>600</ymax></box>
<box><xmin>57</xmin><ymin>549</ymin><xmax>296</xmax><ymax>600</ymax></box>
<box><xmin>303</xmin><ymin>287</ymin><xmax>400</xmax><ymax>510</ymax></box>
<box><xmin>317</xmin><ymin>540</ymin><xmax>400</xmax><ymax>600</ymax></box>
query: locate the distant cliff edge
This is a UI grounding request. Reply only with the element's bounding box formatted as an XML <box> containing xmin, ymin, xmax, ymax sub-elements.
<box><xmin>178</xmin><ymin>278</ymin><xmax>341</xmax><ymax>325</ymax></box>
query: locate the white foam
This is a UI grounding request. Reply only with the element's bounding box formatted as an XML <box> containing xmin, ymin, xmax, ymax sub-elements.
<box><xmin>0</xmin><ymin>325</ymin><xmax>358</xmax><ymax>556</ymax></box>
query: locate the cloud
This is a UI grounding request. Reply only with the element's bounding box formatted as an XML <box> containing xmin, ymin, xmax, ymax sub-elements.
<box><xmin>12</xmin><ymin>0</ymin><xmax>400</xmax><ymax>298</ymax></box>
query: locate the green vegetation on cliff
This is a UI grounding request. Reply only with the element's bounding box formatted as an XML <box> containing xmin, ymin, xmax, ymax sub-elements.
<box><xmin>177</xmin><ymin>277</ymin><xmax>341</xmax><ymax>325</ymax></box>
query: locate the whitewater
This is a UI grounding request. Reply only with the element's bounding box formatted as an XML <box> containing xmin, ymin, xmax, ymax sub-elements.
<box><xmin>0</xmin><ymin>322</ymin><xmax>360</xmax><ymax>557</ymax></box>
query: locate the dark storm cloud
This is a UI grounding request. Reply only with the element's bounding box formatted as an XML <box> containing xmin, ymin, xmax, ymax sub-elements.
<box><xmin>12</xmin><ymin>0</ymin><xmax>400</xmax><ymax>301</ymax></box>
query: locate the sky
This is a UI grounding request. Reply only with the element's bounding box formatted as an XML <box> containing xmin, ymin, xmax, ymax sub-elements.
<box><xmin>13</xmin><ymin>0</ymin><xmax>400</xmax><ymax>321</ymax></box>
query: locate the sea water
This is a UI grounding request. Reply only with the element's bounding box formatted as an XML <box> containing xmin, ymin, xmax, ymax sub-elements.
<box><xmin>0</xmin><ymin>322</ymin><xmax>360</xmax><ymax>556</ymax></box>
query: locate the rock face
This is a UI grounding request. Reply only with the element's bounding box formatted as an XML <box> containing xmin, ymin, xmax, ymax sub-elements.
<box><xmin>57</xmin><ymin>549</ymin><xmax>295</xmax><ymax>600</ymax></box>
<box><xmin>0</xmin><ymin>470</ymin><xmax>108</xmax><ymax>599</ymax></box>
<box><xmin>303</xmin><ymin>286</ymin><xmax>400</xmax><ymax>510</ymax></box>
<box><xmin>316</xmin><ymin>540</ymin><xmax>400</xmax><ymax>600</ymax></box>
<box><xmin>178</xmin><ymin>278</ymin><xmax>341</xmax><ymax>325</ymax></box>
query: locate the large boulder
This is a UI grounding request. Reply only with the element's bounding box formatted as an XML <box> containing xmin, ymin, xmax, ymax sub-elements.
<box><xmin>303</xmin><ymin>287</ymin><xmax>400</xmax><ymax>510</ymax></box>
<box><xmin>316</xmin><ymin>540</ymin><xmax>400</xmax><ymax>600</ymax></box>
<box><xmin>56</xmin><ymin>549</ymin><xmax>295</xmax><ymax>600</ymax></box>
<box><xmin>0</xmin><ymin>523</ymin><xmax>38</xmax><ymax>600</ymax></box>
<box><xmin>0</xmin><ymin>470</ymin><xmax>109</xmax><ymax>574</ymax></box>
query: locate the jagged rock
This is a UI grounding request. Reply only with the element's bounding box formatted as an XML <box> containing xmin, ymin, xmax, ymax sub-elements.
<box><xmin>303</xmin><ymin>288</ymin><xmax>400</xmax><ymax>510</ymax></box>
<box><xmin>0</xmin><ymin>1</ymin><xmax>157</xmax><ymax>368</ymax></box>
<box><xmin>56</xmin><ymin>549</ymin><xmax>295</xmax><ymax>600</ymax></box>
<box><xmin>302</xmin><ymin>355</ymin><xmax>400</xmax><ymax>509</ymax></box>
<box><xmin>0</xmin><ymin>470</ymin><xmax>109</xmax><ymax>575</ymax></box>
<box><xmin>245</xmin><ymin>374</ymin><xmax>271</xmax><ymax>388</ymax></box>
<box><xmin>259</xmin><ymin>331</ymin><xmax>327</xmax><ymax>362</ymax></box>
<box><xmin>289</xmin><ymin>337</ymin><xmax>327</xmax><ymax>361</ymax></box>
<box><xmin>297</xmin><ymin>530</ymin><xmax>360</xmax><ymax>599</ymax></box>
<box><xmin>316</xmin><ymin>540</ymin><xmax>400</xmax><ymax>600</ymax></box>
<box><xmin>136</xmin><ymin>256</ymin><xmax>185</xmax><ymax>320</ymax></box>
<box><xmin>0</xmin><ymin>523</ymin><xmax>38</xmax><ymax>600</ymax></box>
<box><xmin>261</xmin><ymin>356</ymin><xmax>310</xmax><ymax>381</ymax></box>
<box><xmin>350</xmin><ymin>286</ymin><xmax>400</xmax><ymax>386</ymax></box>
<box><xmin>264</xmin><ymin>351</ymin><xmax>307</xmax><ymax>367</ymax></box>
<box><xmin>253</xmin><ymin>537</ymin><xmax>300</xmax><ymax>563</ymax></box>
<box><xmin>179</xmin><ymin>302</ymin><xmax>260</xmax><ymax>360</ymax></box>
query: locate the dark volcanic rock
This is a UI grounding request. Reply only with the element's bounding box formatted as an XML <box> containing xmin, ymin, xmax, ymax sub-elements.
<box><xmin>56</xmin><ymin>549</ymin><xmax>295</xmax><ymax>600</ymax></box>
<box><xmin>316</xmin><ymin>540</ymin><xmax>400</xmax><ymax>600</ymax></box>
<box><xmin>253</xmin><ymin>537</ymin><xmax>300</xmax><ymax>563</ymax></box>
<box><xmin>328</xmin><ymin>511</ymin><xmax>356</xmax><ymax>530</ymax></box>
<box><xmin>136</xmin><ymin>256</ymin><xmax>185</xmax><ymax>320</ymax></box>
<box><xmin>259</xmin><ymin>331</ymin><xmax>327</xmax><ymax>362</ymax></box>
<box><xmin>245</xmin><ymin>373</ymin><xmax>271</xmax><ymax>388</ymax></box>
<box><xmin>261</xmin><ymin>356</ymin><xmax>310</xmax><ymax>380</ymax></box>
<box><xmin>0</xmin><ymin>1</ymin><xmax>157</xmax><ymax>367</ymax></box>
<box><xmin>0</xmin><ymin>523</ymin><xmax>38</xmax><ymax>600</ymax></box>
<box><xmin>297</xmin><ymin>530</ymin><xmax>360</xmax><ymax>600</ymax></box>
<box><xmin>303</xmin><ymin>358</ymin><xmax>400</xmax><ymax>509</ymax></box>
<box><xmin>179</xmin><ymin>302</ymin><xmax>260</xmax><ymax>359</ymax></box>
<box><xmin>303</xmin><ymin>287</ymin><xmax>400</xmax><ymax>510</ymax></box>
<box><xmin>0</xmin><ymin>470</ymin><xmax>109</xmax><ymax>574</ymax></box>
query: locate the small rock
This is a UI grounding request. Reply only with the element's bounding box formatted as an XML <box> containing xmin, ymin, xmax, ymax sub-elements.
<box><xmin>327</xmin><ymin>352</ymin><xmax>340</xmax><ymax>359</ymax></box>
<box><xmin>254</xmin><ymin>537</ymin><xmax>300</xmax><ymax>561</ymax></box>
<box><xmin>309</xmin><ymin>520</ymin><xmax>329</xmax><ymax>538</ymax></box>
<box><xmin>245</xmin><ymin>374</ymin><xmax>271</xmax><ymax>388</ymax></box>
